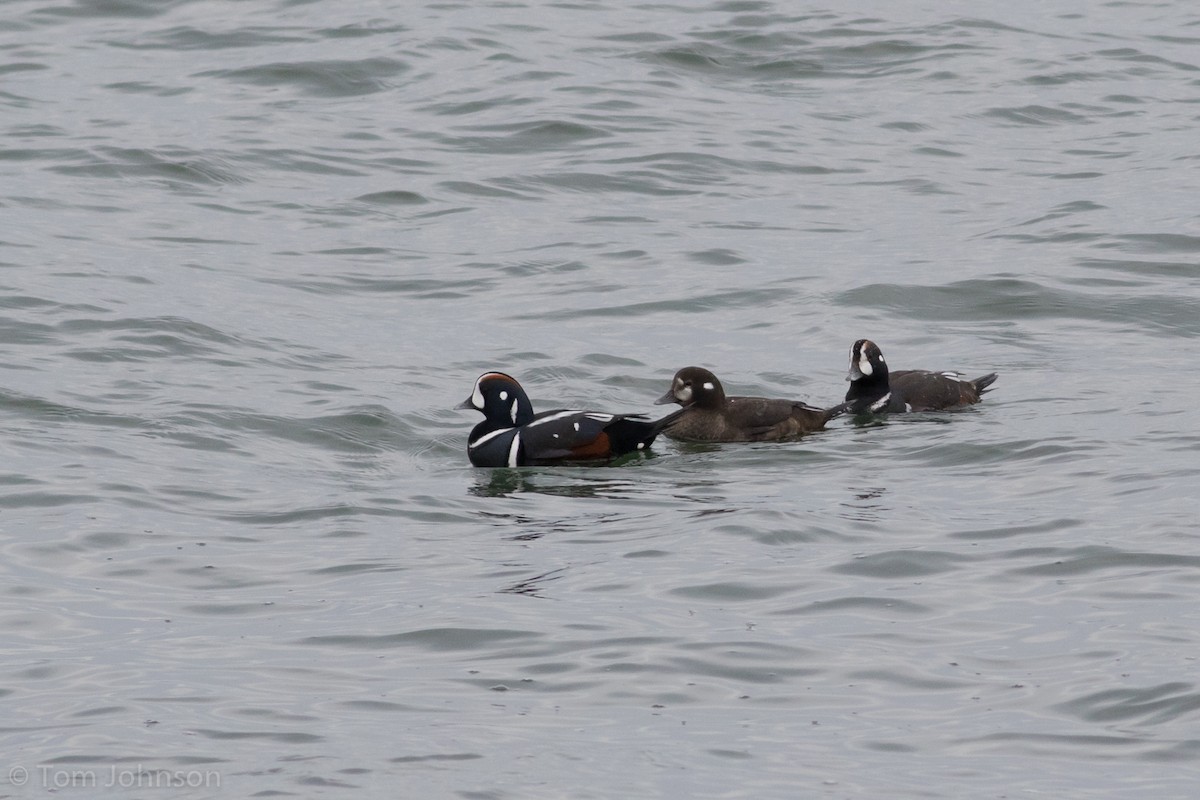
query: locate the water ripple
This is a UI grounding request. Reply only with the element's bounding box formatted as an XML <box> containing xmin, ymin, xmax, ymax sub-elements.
<box><xmin>199</xmin><ymin>58</ymin><xmax>410</xmax><ymax>97</ymax></box>
<box><xmin>1056</xmin><ymin>683</ymin><xmax>1200</xmax><ymax>726</ymax></box>
<box><xmin>5</xmin><ymin>3</ymin><xmax>1200</xmax><ymax>797</ymax></box>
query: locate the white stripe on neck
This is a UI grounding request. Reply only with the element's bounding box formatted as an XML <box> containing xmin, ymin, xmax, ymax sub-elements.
<box><xmin>470</xmin><ymin>427</ymin><xmax>514</xmax><ymax>448</ymax></box>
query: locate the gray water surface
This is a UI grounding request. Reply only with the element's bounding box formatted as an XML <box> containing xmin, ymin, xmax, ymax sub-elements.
<box><xmin>2</xmin><ymin>1</ymin><xmax>1199</xmax><ymax>798</ymax></box>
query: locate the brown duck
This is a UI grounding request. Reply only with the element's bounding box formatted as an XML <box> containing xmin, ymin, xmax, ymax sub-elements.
<box><xmin>655</xmin><ymin>366</ymin><xmax>846</xmax><ymax>443</ymax></box>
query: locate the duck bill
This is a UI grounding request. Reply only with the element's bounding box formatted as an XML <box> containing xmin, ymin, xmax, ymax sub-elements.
<box><xmin>654</xmin><ymin>389</ymin><xmax>677</xmax><ymax>406</ymax></box>
<box><xmin>454</xmin><ymin>397</ymin><xmax>475</xmax><ymax>410</ymax></box>
<box><xmin>846</xmin><ymin>366</ymin><xmax>864</xmax><ymax>382</ymax></box>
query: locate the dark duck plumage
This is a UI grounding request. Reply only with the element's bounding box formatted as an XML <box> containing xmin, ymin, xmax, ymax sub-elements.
<box><xmin>457</xmin><ymin>372</ymin><xmax>679</xmax><ymax>467</ymax></box>
<box><xmin>844</xmin><ymin>339</ymin><xmax>998</xmax><ymax>413</ymax></box>
<box><xmin>654</xmin><ymin>366</ymin><xmax>846</xmax><ymax>443</ymax></box>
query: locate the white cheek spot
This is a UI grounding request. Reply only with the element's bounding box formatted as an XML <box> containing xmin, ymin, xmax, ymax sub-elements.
<box><xmin>858</xmin><ymin>354</ymin><xmax>873</xmax><ymax>377</ymax></box>
<box><xmin>470</xmin><ymin>381</ymin><xmax>485</xmax><ymax>410</ymax></box>
<box><xmin>507</xmin><ymin>433</ymin><xmax>521</xmax><ymax>467</ymax></box>
<box><xmin>677</xmin><ymin>386</ymin><xmax>693</xmax><ymax>403</ymax></box>
<box><xmin>702</xmin><ymin>382</ymin><xmax>714</xmax><ymax>391</ymax></box>
<box><xmin>499</xmin><ymin>390</ymin><xmax>508</xmax><ymax>401</ymax></box>
<box><xmin>573</xmin><ymin>422</ymin><xmax>580</xmax><ymax>431</ymax></box>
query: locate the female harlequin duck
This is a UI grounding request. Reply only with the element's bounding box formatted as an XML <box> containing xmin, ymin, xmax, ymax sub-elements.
<box><xmin>654</xmin><ymin>366</ymin><xmax>847</xmax><ymax>442</ymax></box>
<box><xmin>845</xmin><ymin>339</ymin><xmax>998</xmax><ymax>413</ymax></box>
<box><xmin>457</xmin><ymin>372</ymin><xmax>681</xmax><ymax>467</ymax></box>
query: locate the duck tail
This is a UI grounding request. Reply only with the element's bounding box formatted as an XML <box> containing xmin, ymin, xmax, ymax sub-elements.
<box><xmin>823</xmin><ymin>400</ymin><xmax>854</xmax><ymax>422</ymax></box>
<box><xmin>971</xmin><ymin>373</ymin><xmax>999</xmax><ymax>394</ymax></box>
<box><xmin>605</xmin><ymin>409</ymin><xmax>684</xmax><ymax>454</ymax></box>
<box><xmin>647</xmin><ymin>407</ymin><xmax>686</xmax><ymax>437</ymax></box>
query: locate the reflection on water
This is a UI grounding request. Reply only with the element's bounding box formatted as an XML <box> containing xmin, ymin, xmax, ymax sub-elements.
<box><xmin>842</xmin><ymin>486</ymin><xmax>888</xmax><ymax>523</ymax></box>
<box><xmin>468</xmin><ymin>465</ymin><xmax>654</xmax><ymax>500</ymax></box>
<box><xmin>497</xmin><ymin>566</ymin><xmax>568</xmax><ymax>598</ymax></box>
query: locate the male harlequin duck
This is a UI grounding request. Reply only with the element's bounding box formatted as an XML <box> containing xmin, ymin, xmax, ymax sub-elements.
<box><xmin>654</xmin><ymin>366</ymin><xmax>847</xmax><ymax>442</ymax></box>
<box><xmin>845</xmin><ymin>339</ymin><xmax>998</xmax><ymax>413</ymax></box>
<box><xmin>457</xmin><ymin>372</ymin><xmax>680</xmax><ymax>467</ymax></box>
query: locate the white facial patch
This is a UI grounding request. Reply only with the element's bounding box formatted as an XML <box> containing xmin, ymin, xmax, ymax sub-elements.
<box><xmin>702</xmin><ymin>382</ymin><xmax>714</xmax><ymax>391</ymax></box>
<box><xmin>470</xmin><ymin>380</ymin><xmax>485</xmax><ymax>410</ymax></box>
<box><xmin>499</xmin><ymin>390</ymin><xmax>508</xmax><ymax>401</ymax></box>
<box><xmin>677</xmin><ymin>385</ymin><xmax>693</xmax><ymax>403</ymax></box>
<box><xmin>857</xmin><ymin>352</ymin><xmax>874</xmax><ymax>377</ymax></box>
